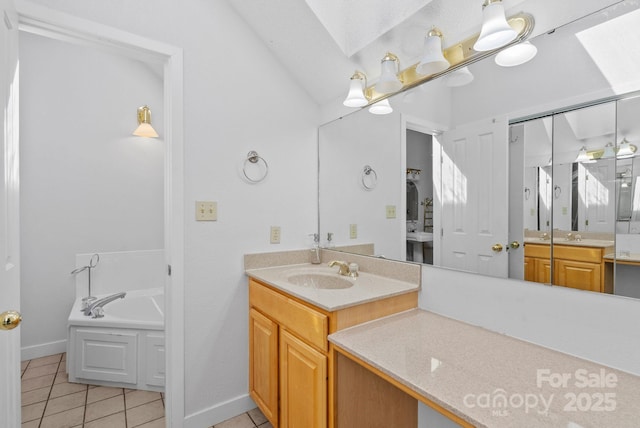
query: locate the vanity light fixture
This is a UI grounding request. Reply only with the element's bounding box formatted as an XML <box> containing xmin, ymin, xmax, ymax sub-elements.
<box><xmin>416</xmin><ymin>28</ymin><xmax>450</xmax><ymax>76</ymax></box>
<box><xmin>343</xmin><ymin>71</ymin><xmax>369</xmax><ymax>107</ymax></box>
<box><xmin>617</xmin><ymin>138</ymin><xmax>637</xmax><ymax>158</ymax></box>
<box><xmin>575</xmin><ymin>146</ymin><xmax>595</xmax><ymax>163</ymax></box>
<box><xmin>444</xmin><ymin>66</ymin><xmax>475</xmax><ymax>87</ymax></box>
<box><xmin>473</xmin><ymin>0</ymin><xmax>518</xmax><ymax>52</ymax></box>
<box><xmin>340</xmin><ymin>11</ymin><xmax>533</xmax><ymax>108</ymax></box>
<box><xmin>132</xmin><ymin>105</ymin><xmax>159</xmax><ymax>138</ymax></box>
<box><xmin>376</xmin><ymin>53</ymin><xmax>403</xmax><ymax>94</ymax></box>
<box><xmin>601</xmin><ymin>142</ymin><xmax>616</xmax><ymax>159</ymax></box>
<box><xmin>495</xmin><ymin>41</ymin><xmax>537</xmax><ymax>67</ymax></box>
<box><xmin>368</xmin><ymin>99</ymin><xmax>393</xmax><ymax>115</ymax></box>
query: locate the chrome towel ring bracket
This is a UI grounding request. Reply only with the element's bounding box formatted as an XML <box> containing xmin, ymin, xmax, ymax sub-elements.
<box><xmin>243</xmin><ymin>150</ymin><xmax>269</xmax><ymax>183</ymax></box>
<box><xmin>361</xmin><ymin>165</ymin><xmax>378</xmax><ymax>190</ymax></box>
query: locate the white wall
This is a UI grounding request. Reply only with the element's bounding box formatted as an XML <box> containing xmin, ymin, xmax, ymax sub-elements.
<box><xmin>19</xmin><ymin>32</ymin><xmax>164</xmax><ymax>360</ymax></box>
<box><xmin>18</xmin><ymin>0</ymin><xmax>320</xmax><ymax>425</ymax></box>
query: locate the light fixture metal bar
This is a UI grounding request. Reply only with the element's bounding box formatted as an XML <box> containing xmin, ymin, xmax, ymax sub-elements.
<box><xmin>587</xmin><ymin>144</ymin><xmax>637</xmax><ymax>160</ymax></box>
<box><xmin>363</xmin><ymin>13</ymin><xmax>535</xmax><ymax>105</ymax></box>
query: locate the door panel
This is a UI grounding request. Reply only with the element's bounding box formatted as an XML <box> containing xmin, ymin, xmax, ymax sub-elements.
<box><xmin>0</xmin><ymin>0</ymin><xmax>21</xmax><ymax>425</ymax></box>
<box><xmin>441</xmin><ymin>118</ymin><xmax>509</xmax><ymax>278</ymax></box>
<box><xmin>279</xmin><ymin>329</ymin><xmax>326</xmax><ymax>428</ymax></box>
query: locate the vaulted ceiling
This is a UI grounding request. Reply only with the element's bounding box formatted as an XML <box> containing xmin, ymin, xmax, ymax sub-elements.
<box><xmin>226</xmin><ymin>0</ymin><xmax>623</xmax><ymax>108</ymax></box>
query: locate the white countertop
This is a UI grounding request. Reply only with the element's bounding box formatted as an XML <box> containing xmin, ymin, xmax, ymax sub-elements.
<box><xmin>245</xmin><ymin>263</ymin><xmax>420</xmax><ymax>311</ymax></box>
<box><xmin>329</xmin><ymin>309</ymin><xmax>640</xmax><ymax>428</ymax></box>
<box><xmin>524</xmin><ymin>237</ymin><xmax>615</xmax><ymax>248</ymax></box>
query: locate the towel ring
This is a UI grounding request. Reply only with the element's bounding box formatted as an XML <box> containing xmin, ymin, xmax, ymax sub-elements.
<box><xmin>554</xmin><ymin>184</ymin><xmax>561</xmax><ymax>199</ymax></box>
<box><xmin>361</xmin><ymin>165</ymin><xmax>378</xmax><ymax>190</ymax></box>
<box><xmin>243</xmin><ymin>151</ymin><xmax>269</xmax><ymax>183</ymax></box>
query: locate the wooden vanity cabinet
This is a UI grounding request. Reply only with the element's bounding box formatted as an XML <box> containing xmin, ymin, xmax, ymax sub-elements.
<box><xmin>248</xmin><ymin>278</ymin><xmax>418</xmax><ymax>428</ymax></box>
<box><xmin>524</xmin><ymin>243</ymin><xmax>612</xmax><ymax>293</ymax></box>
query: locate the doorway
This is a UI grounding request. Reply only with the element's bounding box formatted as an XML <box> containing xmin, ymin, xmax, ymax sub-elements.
<box><xmin>3</xmin><ymin>4</ymin><xmax>185</xmax><ymax>425</ymax></box>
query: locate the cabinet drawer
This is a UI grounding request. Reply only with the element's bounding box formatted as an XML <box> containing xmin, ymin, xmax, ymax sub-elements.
<box><xmin>524</xmin><ymin>244</ymin><xmax>550</xmax><ymax>259</ymax></box>
<box><xmin>553</xmin><ymin>245</ymin><xmax>602</xmax><ymax>263</ymax></box>
<box><xmin>250</xmin><ymin>279</ymin><xmax>328</xmax><ymax>352</ymax></box>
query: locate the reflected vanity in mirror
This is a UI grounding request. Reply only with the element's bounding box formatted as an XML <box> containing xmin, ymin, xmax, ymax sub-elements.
<box><xmin>318</xmin><ymin>0</ymin><xmax>640</xmax><ymax>299</ymax></box>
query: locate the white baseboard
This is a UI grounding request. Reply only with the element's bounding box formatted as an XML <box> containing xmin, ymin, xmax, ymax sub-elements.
<box><xmin>184</xmin><ymin>393</ymin><xmax>256</xmax><ymax>428</ymax></box>
<box><xmin>21</xmin><ymin>339</ymin><xmax>67</xmax><ymax>361</ymax></box>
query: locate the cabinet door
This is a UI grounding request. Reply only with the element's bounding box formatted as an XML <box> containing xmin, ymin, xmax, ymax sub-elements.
<box><xmin>524</xmin><ymin>257</ymin><xmax>535</xmax><ymax>282</ymax></box>
<box><xmin>534</xmin><ymin>258</ymin><xmax>551</xmax><ymax>284</ymax></box>
<box><xmin>280</xmin><ymin>329</ymin><xmax>327</xmax><ymax>428</ymax></box>
<box><xmin>554</xmin><ymin>259</ymin><xmax>601</xmax><ymax>292</ymax></box>
<box><xmin>249</xmin><ymin>308</ymin><xmax>279</xmax><ymax>426</ymax></box>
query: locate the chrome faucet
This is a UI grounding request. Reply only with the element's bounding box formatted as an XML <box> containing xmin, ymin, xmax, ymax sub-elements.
<box><xmin>83</xmin><ymin>292</ymin><xmax>126</xmax><ymax>318</ymax></box>
<box><xmin>328</xmin><ymin>260</ymin><xmax>350</xmax><ymax>276</ymax></box>
<box><xmin>71</xmin><ymin>253</ymin><xmax>100</xmax><ymax>300</ymax></box>
<box><xmin>566</xmin><ymin>232</ymin><xmax>575</xmax><ymax>241</ymax></box>
<box><xmin>540</xmin><ymin>232</ymin><xmax>550</xmax><ymax>241</ymax></box>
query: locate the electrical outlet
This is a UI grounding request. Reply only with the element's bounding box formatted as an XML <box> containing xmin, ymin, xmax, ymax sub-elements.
<box><xmin>386</xmin><ymin>205</ymin><xmax>396</xmax><ymax>219</ymax></box>
<box><xmin>196</xmin><ymin>201</ymin><xmax>217</xmax><ymax>221</ymax></box>
<box><xmin>349</xmin><ymin>224</ymin><xmax>357</xmax><ymax>239</ymax></box>
<box><xmin>270</xmin><ymin>226</ymin><xmax>281</xmax><ymax>244</ymax></box>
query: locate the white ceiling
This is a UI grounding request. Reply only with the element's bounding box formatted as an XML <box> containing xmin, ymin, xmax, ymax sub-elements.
<box><xmin>226</xmin><ymin>0</ymin><xmax>624</xmax><ymax>107</ymax></box>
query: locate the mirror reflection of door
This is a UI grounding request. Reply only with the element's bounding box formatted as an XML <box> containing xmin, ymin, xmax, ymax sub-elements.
<box><xmin>440</xmin><ymin>118</ymin><xmax>509</xmax><ymax>278</ymax></box>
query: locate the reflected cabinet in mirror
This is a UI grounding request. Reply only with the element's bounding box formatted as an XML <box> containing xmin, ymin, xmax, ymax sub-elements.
<box><xmin>318</xmin><ymin>0</ymin><xmax>640</xmax><ymax>299</ymax></box>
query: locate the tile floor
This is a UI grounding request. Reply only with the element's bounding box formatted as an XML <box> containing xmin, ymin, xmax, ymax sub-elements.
<box><xmin>210</xmin><ymin>408</ymin><xmax>272</xmax><ymax>428</ymax></box>
<box><xmin>21</xmin><ymin>353</ymin><xmax>165</xmax><ymax>427</ymax></box>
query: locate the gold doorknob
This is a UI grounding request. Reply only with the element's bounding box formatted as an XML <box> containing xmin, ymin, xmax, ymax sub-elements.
<box><xmin>510</xmin><ymin>241</ymin><xmax>521</xmax><ymax>249</ymax></box>
<box><xmin>1</xmin><ymin>310</ymin><xmax>22</xmax><ymax>331</ymax></box>
<box><xmin>492</xmin><ymin>243</ymin><xmax>503</xmax><ymax>252</ymax></box>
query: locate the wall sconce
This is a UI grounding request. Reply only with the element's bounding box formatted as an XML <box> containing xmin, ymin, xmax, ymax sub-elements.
<box><xmin>376</xmin><ymin>53</ymin><xmax>403</xmax><ymax>94</ymax></box>
<box><xmin>343</xmin><ymin>71</ymin><xmax>369</xmax><ymax>107</ymax></box>
<box><xmin>133</xmin><ymin>105</ymin><xmax>159</xmax><ymax>138</ymax></box>
<box><xmin>473</xmin><ymin>0</ymin><xmax>518</xmax><ymax>52</ymax></box>
<box><xmin>416</xmin><ymin>28</ymin><xmax>450</xmax><ymax>76</ymax></box>
<box><xmin>495</xmin><ymin>41</ymin><xmax>537</xmax><ymax>67</ymax></box>
<box><xmin>369</xmin><ymin>99</ymin><xmax>393</xmax><ymax>115</ymax></box>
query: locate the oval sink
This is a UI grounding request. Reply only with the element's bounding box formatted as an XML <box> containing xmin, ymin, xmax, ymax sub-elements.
<box><xmin>286</xmin><ymin>273</ymin><xmax>354</xmax><ymax>289</ymax></box>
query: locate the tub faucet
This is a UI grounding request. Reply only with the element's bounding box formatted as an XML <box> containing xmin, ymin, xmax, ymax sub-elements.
<box><xmin>83</xmin><ymin>292</ymin><xmax>126</xmax><ymax>318</ymax></box>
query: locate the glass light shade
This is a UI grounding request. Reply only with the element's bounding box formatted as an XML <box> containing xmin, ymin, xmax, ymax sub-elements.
<box><xmin>617</xmin><ymin>140</ymin><xmax>636</xmax><ymax>158</ymax></box>
<box><xmin>473</xmin><ymin>1</ymin><xmax>517</xmax><ymax>52</ymax></box>
<box><xmin>133</xmin><ymin>105</ymin><xmax>159</xmax><ymax>138</ymax></box>
<box><xmin>495</xmin><ymin>41</ymin><xmax>537</xmax><ymax>67</ymax></box>
<box><xmin>575</xmin><ymin>146</ymin><xmax>594</xmax><ymax>163</ymax></box>
<box><xmin>343</xmin><ymin>77</ymin><xmax>368</xmax><ymax>107</ymax></box>
<box><xmin>601</xmin><ymin>142</ymin><xmax>616</xmax><ymax>159</ymax></box>
<box><xmin>369</xmin><ymin>99</ymin><xmax>393</xmax><ymax>115</ymax></box>
<box><xmin>376</xmin><ymin>56</ymin><xmax>403</xmax><ymax>93</ymax></box>
<box><xmin>444</xmin><ymin>67</ymin><xmax>474</xmax><ymax>87</ymax></box>
<box><xmin>416</xmin><ymin>32</ymin><xmax>450</xmax><ymax>76</ymax></box>
<box><xmin>133</xmin><ymin>122</ymin><xmax>159</xmax><ymax>138</ymax></box>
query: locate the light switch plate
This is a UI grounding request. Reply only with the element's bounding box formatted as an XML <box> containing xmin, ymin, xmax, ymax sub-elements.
<box><xmin>349</xmin><ymin>223</ymin><xmax>357</xmax><ymax>239</ymax></box>
<box><xmin>386</xmin><ymin>205</ymin><xmax>397</xmax><ymax>219</ymax></box>
<box><xmin>196</xmin><ymin>201</ymin><xmax>217</xmax><ymax>221</ymax></box>
<box><xmin>270</xmin><ymin>226</ymin><xmax>281</xmax><ymax>244</ymax></box>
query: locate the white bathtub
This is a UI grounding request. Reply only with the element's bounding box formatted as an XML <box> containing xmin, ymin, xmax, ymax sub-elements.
<box><xmin>67</xmin><ymin>288</ymin><xmax>165</xmax><ymax>391</ymax></box>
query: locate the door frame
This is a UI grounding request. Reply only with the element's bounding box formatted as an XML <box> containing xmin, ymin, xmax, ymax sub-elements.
<box><xmin>402</xmin><ymin>115</ymin><xmax>449</xmax><ymax>265</ymax></box>
<box><xmin>15</xmin><ymin>3</ymin><xmax>184</xmax><ymax>425</ymax></box>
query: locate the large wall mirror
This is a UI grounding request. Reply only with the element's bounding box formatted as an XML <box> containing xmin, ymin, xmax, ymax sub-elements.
<box><xmin>319</xmin><ymin>0</ymin><xmax>640</xmax><ymax>299</ymax></box>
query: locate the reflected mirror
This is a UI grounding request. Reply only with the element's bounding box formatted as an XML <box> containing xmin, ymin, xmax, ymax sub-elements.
<box><xmin>318</xmin><ymin>0</ymin><xmax>640</xmax><ymax>298</ymax></box>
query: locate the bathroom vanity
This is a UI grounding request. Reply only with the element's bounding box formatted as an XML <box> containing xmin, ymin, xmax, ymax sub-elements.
<box><xmin>329</xmin><ymin>309</ymin><xmax>640</xmax><ymax>427</ymax></box>
<box><xmin>245</xmin><ymin>250</ymin><xmax>420</xmax><ymax>428</ymax></box>
<box><xmin>524</xmin><ymin>239</ymin><xmax>614</xmax><ymax>293</ymax></box>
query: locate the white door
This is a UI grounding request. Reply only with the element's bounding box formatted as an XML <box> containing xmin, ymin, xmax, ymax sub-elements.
<box><xmin>440</xmin><ymin>117</ymin><xmax>509</xmax><ymax>277</ymax></box>
<box><xmin>0</xmin><ymin>0</ymin><xmax>21</xmax><ymax>426</ymax></box>
<box><xmin>581</xmin><ymin>160</ymin><xmax>616</xmax><ymax>232</ymax></box>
